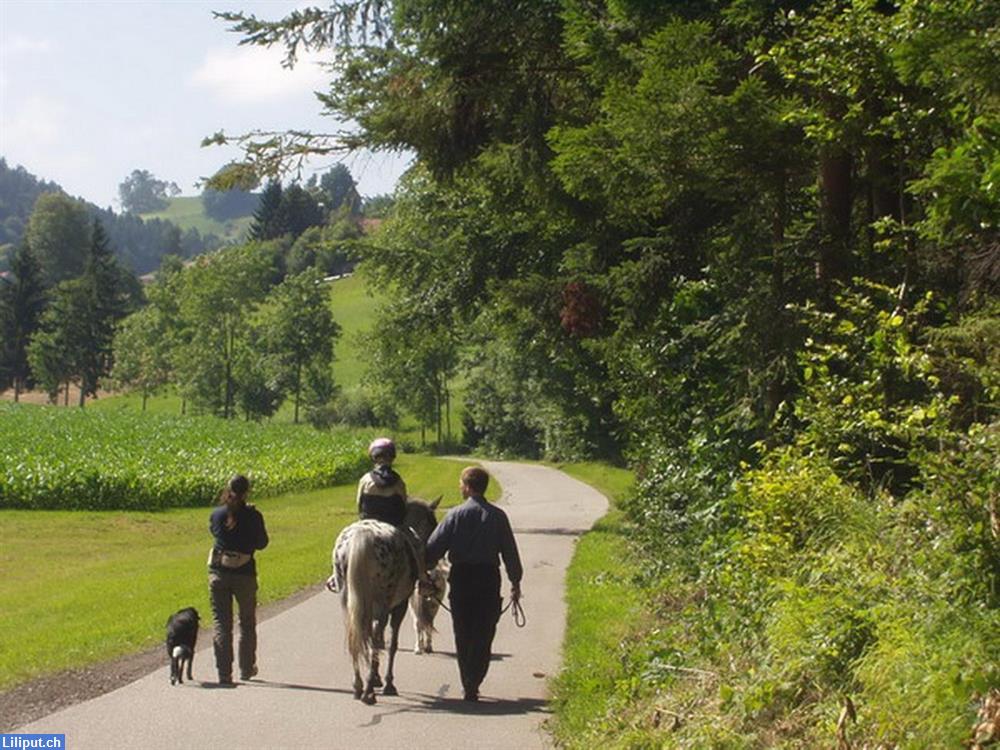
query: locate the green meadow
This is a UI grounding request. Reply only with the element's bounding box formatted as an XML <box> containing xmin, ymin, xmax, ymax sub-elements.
<box><xmin>0</xmin><ymin>454</ymin><xmax>472</xmax><ymax>690</ymax></box>
<box><xmin>140</xmin><ymin>196</ymin><xmax>252</xmax><ymax>243</ymax></box>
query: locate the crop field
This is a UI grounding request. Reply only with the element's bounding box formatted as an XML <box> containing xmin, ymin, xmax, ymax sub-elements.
<box><xmin>0</xmin><ymin>403</ymin><xmax>372</xmax><ymax>510</ymax></box>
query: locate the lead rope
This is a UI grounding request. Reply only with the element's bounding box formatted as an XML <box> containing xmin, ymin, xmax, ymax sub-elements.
<box><xmin>502</xmin><ymin>597</ymin><xmax>527</xmax><ymax>628</ymax></box>
<box><xmin>426</xmin><ymin>593</ymin><xmax>526</xmax><ymax>627</ymax></box>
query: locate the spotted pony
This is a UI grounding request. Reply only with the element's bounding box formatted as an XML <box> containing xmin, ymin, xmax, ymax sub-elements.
<box><xmin>328</xmin><ymin>497</ymin><xmax>440</xmax><ymax>704</ymax></box>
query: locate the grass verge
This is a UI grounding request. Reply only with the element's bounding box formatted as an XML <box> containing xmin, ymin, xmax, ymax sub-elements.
<box><xmin>548</xmin><ymin>462</ymin><xmax>645</xmax><ymax>746</ymax></box>
<box><xmin>0</xmin><ymin>454</ymin><xmax>475</xmax><ymax>691</ymax></box>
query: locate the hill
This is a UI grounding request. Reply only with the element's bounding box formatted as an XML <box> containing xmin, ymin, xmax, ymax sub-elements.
<box><xmin>140</xmin><ymin>196</ymin><xmax>254</xmax><ymax>245</ymax></box>
<box><xmin>0</xmin><ymin>160</ymin><xmax>224</xmax><ymax>274</ymax></box>
<box><xmin>327</xmin><ymin>272</ymin><xmax>381</xmax><ymax>390</ymax></box>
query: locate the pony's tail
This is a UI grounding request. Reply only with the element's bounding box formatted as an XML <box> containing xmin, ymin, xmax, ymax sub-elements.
<box><xmin>346</xmin><ymin>528</ymin><xmax>375</xmax><ymax>676</ymax></box>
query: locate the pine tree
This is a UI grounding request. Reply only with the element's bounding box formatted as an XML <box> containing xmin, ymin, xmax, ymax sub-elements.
<box><xmin>0</xmin><ymin>239</ymin><xmax>47</xmax><ymax>400</ymax></box>
<box><xmin>77</xmin><ymin>219</ymin><xmax>129</xmax><ymax>404</ymax></box>
<box><xmin>249</xmin><ymin>180</ymin><xmax>286</xmax><ymax>240</ymax></box>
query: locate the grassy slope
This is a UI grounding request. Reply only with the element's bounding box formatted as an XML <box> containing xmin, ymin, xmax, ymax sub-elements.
<box><xmin>93</xmin><ymin>269</ymin><xmax>468</xmax><ymax>442</ymax></box>
<box><xmin>329</xmin><ymin>272</ymin><xmax>381</xmax><ymax>390</ymax></box>
<box><xmin>140</xmin><ymin>196</ymin><xmax>252</xmax><ymax>243</ymax></box>
<box><xmin>92</xmin><ymin>273</ymin><xmax>376</xmax><ymax>419</ymax></box>
<box><xmin>0</xmin><ymin>454</ymin><xmax>474</xmax><ymax>690</ymax></box>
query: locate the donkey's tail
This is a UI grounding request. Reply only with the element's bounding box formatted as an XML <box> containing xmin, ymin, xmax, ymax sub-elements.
<box><xmin>345</xmin><ymin>528</ymin><xmax>375</xmax><ymax>676</ymax></box>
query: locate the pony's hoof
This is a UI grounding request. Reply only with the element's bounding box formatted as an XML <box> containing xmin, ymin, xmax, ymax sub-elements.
<box><xmin>362</xmin><ymin>693</ymin><xmax>377</xmax><ymax>705</ymax></box>
<box><xmin>426</xmin><ymin>646</ymin><xmax>433</xmax><ymax>654</ymax></box>
<box><xmin>383</xmin><ymin>684</ymin><xmax>398</xmax><ymax>696</ymax></box>
<box><xmin>371</xmin><ymin>674</ymin><xmax>383</xmax><ymax>688</ymax></box>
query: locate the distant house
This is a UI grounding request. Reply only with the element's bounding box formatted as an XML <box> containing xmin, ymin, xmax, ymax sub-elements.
<box><xmin>0</xmin><ymin>271</ymin><xmax>12</xmax><ymax>283</ymax></box>
<box><xmin>359</xmin><ymin>217</ymin><xmax>383</xmax><ymax>235</ymax></box>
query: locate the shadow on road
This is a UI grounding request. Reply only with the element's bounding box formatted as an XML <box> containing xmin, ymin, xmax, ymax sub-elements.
<box><xmin>232</xmin><ymin>679</ymin><xmax>357</xmax><ymax>697</ymax></box>
<box><xmin>513</xmin><ymin>527</ymin><xmax>584</xmax><ymax>537</ymax></box>
<box><xmin>357</xmin><ymin>689</ymin><xmax>549</xmax><ymax>727</ymax></box>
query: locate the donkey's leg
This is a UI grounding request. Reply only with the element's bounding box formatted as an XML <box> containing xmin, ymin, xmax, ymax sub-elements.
<box><xmin>382</xmin><ymin>600</ymin><xmax>408</xmax><ymax>696</ymax></box>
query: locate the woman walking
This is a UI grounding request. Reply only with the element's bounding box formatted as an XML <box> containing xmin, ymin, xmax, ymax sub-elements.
<box><xmin>208</xmin><ymin>474</ymin><xmax>269</xmax><ymax>685</ymax></box>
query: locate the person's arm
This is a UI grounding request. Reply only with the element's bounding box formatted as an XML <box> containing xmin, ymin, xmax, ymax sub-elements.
<box><xmin>254</xmin><ymin>508</ymin><xmax>269</xmax><ymax>551</ymax></box>
<box><xmin>356</xmin><ymin>476</ymin><xmax>366</xmax><ymax>516</ymax></box>
<box><xmin>209</xmin><ymin>510</ymin><xmax>222</xmax><ymax>543</ymax></box>
<box><xmin>424</xmin><ymin>512</ymin><xmax>454</xmax><ymax>569</ymax></box>
<box><xmin>499</xmin><ymin>512</ymin><xmax>523</xmax><ymax>601</ymax></box>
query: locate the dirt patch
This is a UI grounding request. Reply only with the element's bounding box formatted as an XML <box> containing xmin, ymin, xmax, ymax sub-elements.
<box><xmin>0</xmin><ymin>584</ymin><xmax>324</xmax><ymax>731</ymax></box>
<box><xmin>0</xmin><ymin>386</ymin><xmax>116</xmax><ymax>407</ymax></box>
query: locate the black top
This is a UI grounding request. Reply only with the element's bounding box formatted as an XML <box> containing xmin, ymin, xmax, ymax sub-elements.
<box><xmin>209</xmin><ymin>504</ymin><xmax>269</xmax><ymax>575</ymax></box>
<box><xmin>425</xmin><ymin>495</ymin><xmax>523</xmax><ymax>584</ymax></box>
<box><xmin>358</xmin><ymin>466</ymin><xmax>407</xmax><ymax>526</ymax></box>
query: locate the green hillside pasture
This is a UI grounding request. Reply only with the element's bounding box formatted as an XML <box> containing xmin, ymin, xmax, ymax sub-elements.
<box><xmin>0</xmin><ymin>403</ymin><xmax>370</xmax><ymax>510</ymax></box>
<box><xmin>327</xmin><ymin>272</ymin><xmax>380</xmax><ymax>390</ymax></box>
<box><xmin>141</xmin><ymin>196</ymin><xmax>252</xmax><ymax>243</ymax></box>
<box><xmin>0</xmin><ymin>454</ymin><xmax>474</xmax><ymax>691</ymax></box>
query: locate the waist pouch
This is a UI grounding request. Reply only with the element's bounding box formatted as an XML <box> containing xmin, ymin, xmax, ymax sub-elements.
<box><xmin>208</xmin><ymin>548</ymin><xmax>253</xmax><ymax>569</ymax></box>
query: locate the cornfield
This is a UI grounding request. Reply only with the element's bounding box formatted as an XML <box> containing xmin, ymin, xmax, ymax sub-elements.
<box><xmin>0</xmin><ymin>403</ymin><xmax>370</xmax><ymax>510</ymax></box>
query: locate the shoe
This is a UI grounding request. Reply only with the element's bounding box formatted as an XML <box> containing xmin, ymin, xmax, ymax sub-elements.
<box><xmin>218</xmin><ymin>675</ymin><xmax>234</xmax><ymax>686</ymax></box>
<box><xmin>240</xmin><ymin>666</ymin><xmax>258</xmax><ymax>681</ymax></box>
<box><xmin>463</xmin><ymin>690</ymin><xmax>479</xmax><ymax>702</ymax></box>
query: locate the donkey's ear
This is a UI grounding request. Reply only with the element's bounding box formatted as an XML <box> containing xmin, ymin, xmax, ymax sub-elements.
<box><xmin>429</xmin><ymin>495</ymin><xmax>442</xmax><ymax>510</ymax></box>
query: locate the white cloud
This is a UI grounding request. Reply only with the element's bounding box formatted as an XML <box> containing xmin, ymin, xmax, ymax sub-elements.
<box><xmin>4</xmin><ymin>34</ymin><xmax>52</xmax><ymax>55</ymax></box>
<box><xmin>1</xmin><ymin>93</ymin><xmax>67</xmax><ymax>150</ymax></box>
<box><xmin>190</xmin><ymin>44</ymin><xmax>329</xmax><ymax>104</ymax></box>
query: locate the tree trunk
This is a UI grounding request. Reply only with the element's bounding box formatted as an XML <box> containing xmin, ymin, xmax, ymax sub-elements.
<box><xmin>142</xmin><ymin>391</ymin><xmax>148</xmax><ymax>412</ymax></box>
<box><xmin>294</xmin><ymin>359</ymin><xmax>302</xmax><ymax>425</ymax></box>
<box><xmin>446</xmin><ymin>387</ymin><xmax>451</xmax><ymax>442</ymax></box>
<box><xmin>817</xmin><ymin>144</ymin><xmax>854</xmax><ymax>304</ymax></box>
<box><xmin>13</xmin><ymin>379</ymin><xmax>21</xmax><ymax>403</ymax></box>
<box><xmin>224</xmin><ymin>332</ymin><xmax>233</xmax><ymax>419</ymax></box>
<box><xmin>436</xmin><ymin>374</ymin><xmax>443</xmax><ymax>445</ymax></box>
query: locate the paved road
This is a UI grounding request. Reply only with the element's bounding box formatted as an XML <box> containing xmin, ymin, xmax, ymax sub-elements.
<box><xmin>16</xmin><ymin>461</ymin><xmax>608</xmax><ymax>749</ymax></box>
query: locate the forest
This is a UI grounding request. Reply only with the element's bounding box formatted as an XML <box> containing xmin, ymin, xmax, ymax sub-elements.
<box><xmin>209</xmin><ymin>0</ymin><xmax>998</xmax><ymax>746</ymax></box>
<box><xmin>1</xmin><ymin>0</ymin><xmax>997</xmax><ymax>745</ymax></box>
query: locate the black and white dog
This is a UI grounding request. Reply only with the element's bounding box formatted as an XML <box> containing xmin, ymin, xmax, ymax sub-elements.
<box><xmin>165</xmin><ymin>607</ymin><xmax>200</xmax><ymax>685</ymax></box>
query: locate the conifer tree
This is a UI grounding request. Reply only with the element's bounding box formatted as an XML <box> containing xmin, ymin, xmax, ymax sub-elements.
<box><xmin>0</xmin><ymin>239</ymin><xmax>47</xmax><ymax>399</ymax></box>
<box><xmin>249</xmin><ymin>180</ymin><xmax>286</xmax><ymax>240</ymax></box>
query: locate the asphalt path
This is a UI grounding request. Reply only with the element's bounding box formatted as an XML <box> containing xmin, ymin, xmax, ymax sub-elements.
<box><xmin>16</xmin><ymin>461</ymin><xmax>608</xmax><ymax>749</ymax></box>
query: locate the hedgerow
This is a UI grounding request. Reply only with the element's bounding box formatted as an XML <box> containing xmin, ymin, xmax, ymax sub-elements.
<box><xmin>0</xmin><ymin>404</ymin><xmax>370</xmax><ymax>510</ymax></box>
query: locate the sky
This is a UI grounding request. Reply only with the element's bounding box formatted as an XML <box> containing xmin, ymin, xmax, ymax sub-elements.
<box><xmin>0</xmin><ymin>0</ymin><xmax>412</xmax><ymax>210</ymax></box>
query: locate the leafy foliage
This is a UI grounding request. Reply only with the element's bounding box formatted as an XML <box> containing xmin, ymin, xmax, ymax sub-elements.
<box><xmin>117</xmin><ymin>169</ymin><xmax>180</xmax><ymax>214</ymax></box>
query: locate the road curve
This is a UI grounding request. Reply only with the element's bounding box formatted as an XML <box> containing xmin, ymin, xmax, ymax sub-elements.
<box><xmin>16</xmin><ymin>461</ymin><xmax>609</xmax><ymax>749</ymax></box>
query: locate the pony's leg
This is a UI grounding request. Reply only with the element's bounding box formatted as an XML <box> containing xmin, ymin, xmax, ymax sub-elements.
<box><xmin>362</xmin><ymin>654</ymin><xmax>379</xmax><ymax>704</ymax></box>
<box><xmin>371</xmin><ymin>615</ymin><xmax>388</xmax><ymax>687</ymax></box>
<box><xmin>353</xmin><ymin>668</ymin><xmax>363</xmax><ymax>700</ymax></box>
<box><xmin>382</xmin><ymin>600</ymin><xmax>408</xmax><ymax>696</ymax></box>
